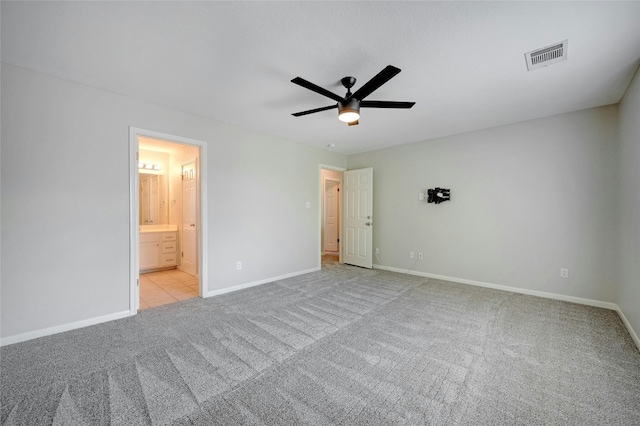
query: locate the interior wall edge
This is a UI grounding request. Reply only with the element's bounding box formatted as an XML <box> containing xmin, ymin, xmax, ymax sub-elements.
<box><xmin>616</xmin><ymin>61</ymin><xmax>640</xmax><ymax>354</ymax></box>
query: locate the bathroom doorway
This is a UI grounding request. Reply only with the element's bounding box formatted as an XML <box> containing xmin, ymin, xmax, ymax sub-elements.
<box><xmin>129</xmin><ymin>128</ymin><xmax>208</xmax><ymax>314</ymax></box>
<box><xmin>320</xmin><ymin>166</ymin><xmax>345</xmax><ymax>266</ymax></box>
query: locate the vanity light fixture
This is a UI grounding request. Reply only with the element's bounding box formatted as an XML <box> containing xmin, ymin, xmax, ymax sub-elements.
<box><xmin>138</xmin><ymin>162</ymin><xmax>162</xmax><ymax>171</ymax></box>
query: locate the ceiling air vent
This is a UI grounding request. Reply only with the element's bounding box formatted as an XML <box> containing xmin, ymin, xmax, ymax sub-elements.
<box><xmin>525</xmin><ymin>40</ymin><xmax>568</xmax><ymax>71</ymax></box>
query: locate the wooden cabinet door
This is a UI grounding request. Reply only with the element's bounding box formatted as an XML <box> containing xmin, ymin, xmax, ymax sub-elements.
<box><xmin>140</xmin><ymin>239</ymin><xmax>160</xmax><ymax>270</ymax></box>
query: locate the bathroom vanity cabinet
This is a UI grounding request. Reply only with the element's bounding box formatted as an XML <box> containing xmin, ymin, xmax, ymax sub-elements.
<box><xmin>140</xmin><ymin>230</ymin><xmax>177</xmax><ymax>272</ymax></box>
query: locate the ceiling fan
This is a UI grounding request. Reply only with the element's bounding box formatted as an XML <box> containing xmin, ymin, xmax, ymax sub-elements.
<box><xmin>291</xmin><ymin>65</ymin><xmax>415</xmax><ymax>126</ymax></box>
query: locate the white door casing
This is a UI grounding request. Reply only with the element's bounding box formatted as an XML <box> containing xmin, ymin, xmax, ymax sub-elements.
<box><xmin>324</xmin><ymin>179</ymin><xmax>340</xmax><ymax>252</ymax></box>
<box><xmin>342</xmin><ymin>167</ymin><xmax>373</xmax><ymax>268</ymax></box>
<box><xmin>182</xmin><ymin>160</ymin><xmax>198</xmax><ymax>277</ymax></box>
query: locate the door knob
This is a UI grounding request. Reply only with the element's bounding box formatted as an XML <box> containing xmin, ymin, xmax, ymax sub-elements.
<box><xmin>365</xmin><ymin>222</ymin><xmax>372</xmax><ymax>226</ymax></box>
<box><xmin>190</xmin><ymin>224</ymin><xmax>195</xmax><ymax>227</ymax></box>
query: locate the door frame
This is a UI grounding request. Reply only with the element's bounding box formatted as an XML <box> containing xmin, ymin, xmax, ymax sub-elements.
<box><xmin>129</xmin><ymin>127</ymin><xmax>208</xmax><ymax>314</ymax></box>
<box><xmin>319</xmin><ymin>165</ymin><xmax>346</xmax><ymax>266</ymax></box>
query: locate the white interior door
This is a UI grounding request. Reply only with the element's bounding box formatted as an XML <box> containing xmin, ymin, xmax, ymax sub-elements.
<box><xmin>324</xmin><ymin>179</ymin><xmax>340</xmax><ymax>252</ymax></box>
<box><xmin>182</xmin><ymin>160</ymin><xmax>198</xmax><ymax>276</ymax></box>
<box><xmin>342</xmin><ymin>167</ymin><xmax>373</xmax><ymax>268</ymax></box>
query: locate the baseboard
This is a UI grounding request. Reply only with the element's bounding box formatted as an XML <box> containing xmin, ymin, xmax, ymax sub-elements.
<box><xmin>373</xmin><ymin>264</ymin><xmax>618</xmax><ymax>309</ymax></box>
<box><xmin>373</xmin><ymin>264</ymin><xmax>640</xmax><ymax>352</ymax></box>
<box><xmin>616</xmin><ymin>308</ymin><xmax>640</xmax><ymax>353</ymax></box>
<box><xmin>0</xmin><ymin>310</ymin><xmax>131</xmax><ymax>347</ymax></box>
<box><xmin>204</xmin><ymin>267</ymin><xmax>321</xmax><ymax>298</ymax></box>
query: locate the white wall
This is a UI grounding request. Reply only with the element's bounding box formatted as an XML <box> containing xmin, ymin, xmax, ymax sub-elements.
<box><xmin>617</xmin><ymin>65</ymin><xmax>640</xmax><ymax>340</ymax></box>
<box><xmin>348</xmin><ymin>106</ymin><xmax>619</xmax><ymax>302</ymax></box>
<box><xmin>0</xmin><ymin>63</ymin><xmax>346</xmax><ymax>342</ymax></box>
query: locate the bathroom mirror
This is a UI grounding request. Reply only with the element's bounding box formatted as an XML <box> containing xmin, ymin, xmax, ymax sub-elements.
<box><xmin>139</xmin><ymin>173</ymin><xmax>169</xmax><ymax>225</ymax></box>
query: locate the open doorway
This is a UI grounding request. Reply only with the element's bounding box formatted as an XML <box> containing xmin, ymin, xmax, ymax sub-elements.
<box><xmin>319</xmin><ymin>166</ymin><xmax>374</xmax><ymax>269</ymax></box>
<box><xmin>320</xmin><ymin>166</ymin><xmax>345</xmax><ymax>267</ymax></box>
<box><xmin>129</xmin><ymin>128</ymin><xmax>208</xmax><ymax>314</ymax></box>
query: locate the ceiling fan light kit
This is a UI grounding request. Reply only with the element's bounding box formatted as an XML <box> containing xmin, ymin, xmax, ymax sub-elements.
<box><xmin>338</xmin><ymin>98</ymin><xmax>360</xmax><ymax>123</ymax></box>
<box><xmin>291</xmin><ymin>65</ymin><xmax>415</xmax><ymax>126</ymax></box>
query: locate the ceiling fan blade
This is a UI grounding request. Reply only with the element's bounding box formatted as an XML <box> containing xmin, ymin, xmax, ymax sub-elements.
<box><xmin>360</xmin><ymin>100</ymin><xmax>415</xmax><ymax>109</ymax></box>
<box><xmin>350</xmin><ymin>65</ymin><xmax>401</xmax><ymax>101</ymax></box>
<box><xmin>292</xmin><ymin>104</ymin><xmax>337</xmax><ymax>117</ymax></box>
<box><xmin>291</xmin><ymin>77</ymin><xmax>345</xmax><ymax>102</ymax></box>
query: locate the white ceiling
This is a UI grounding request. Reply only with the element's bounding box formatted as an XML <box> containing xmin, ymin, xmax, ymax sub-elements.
<box><xmin>2</xmin><ymin>1</ymin><xmax>640</xmax><ymax>154</ymax></box>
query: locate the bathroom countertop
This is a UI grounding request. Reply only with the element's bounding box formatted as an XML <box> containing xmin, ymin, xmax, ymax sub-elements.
<box><xmin>140</xmin><ymin>225</ymin><xmax>178</xmax><ymax>233</ymax></box>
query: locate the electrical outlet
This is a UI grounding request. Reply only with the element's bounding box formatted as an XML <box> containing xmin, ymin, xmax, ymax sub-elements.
<box><xmin>560</xmin><ymin>268</ymin><xmax>568</xmax><ymax>278</ymax></box>
<box><xmin>236</xmin><ymin>261</ymin><xmax>242</xmax><ymax>270</ymax></box>
<box><xmin>375</xmin><ymin>248</ymin><xmax>379</xmax><ymax>255</ymax></box>
<box><xmin>418</xmin><ymin>252</ymin><xmax>424</xmax><ymax>260</ymax></box>
<box><xmin>410</xmin><ymin>251</ymin><xmax>414</xmax><ymax>259</ymax></box>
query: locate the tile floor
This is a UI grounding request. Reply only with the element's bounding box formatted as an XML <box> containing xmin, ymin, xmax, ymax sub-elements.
<box><xmin>139</xmin><ymin>269</ymin><xmax>199</xmax><ymax>310</ymax></box>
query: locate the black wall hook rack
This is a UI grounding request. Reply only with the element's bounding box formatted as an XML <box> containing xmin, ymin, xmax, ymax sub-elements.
<box><xmin>427</xmin><ymin>188</ymin><xmax>450</xmax><ymax>204</ymax></box>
